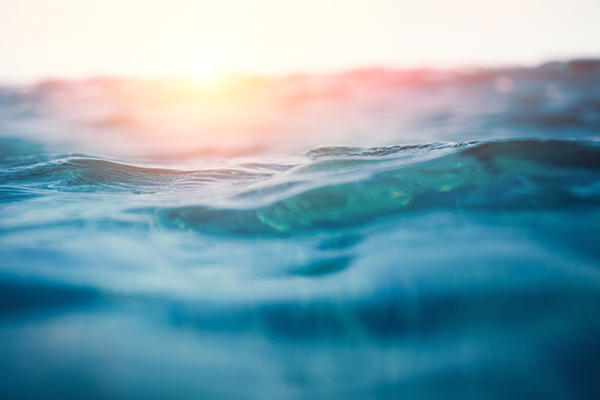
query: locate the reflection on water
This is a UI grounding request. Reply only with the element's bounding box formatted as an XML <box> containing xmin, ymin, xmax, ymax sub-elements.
<box><xmin>1</xmin><ymin>60</ymin><xmax>600</xmax><ymax>399</ymax></box>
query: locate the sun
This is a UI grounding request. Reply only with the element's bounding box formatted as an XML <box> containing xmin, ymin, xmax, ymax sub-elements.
<box><xmin>192</xmin><ymin>63</ymin><xmax>218</xmax><ymax>82</ymax></box>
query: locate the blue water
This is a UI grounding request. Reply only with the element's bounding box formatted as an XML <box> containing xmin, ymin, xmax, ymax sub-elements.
<box><xmin>1</xmin><ymin>61</ymin><xmax>600</xmax><ymax>399</ymax></box>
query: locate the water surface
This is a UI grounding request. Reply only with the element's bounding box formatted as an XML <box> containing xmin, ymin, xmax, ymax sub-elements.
<box><xmin>1</xmin><ymin>61</ymin><xmax>600</xmax><ymax>399</ymax></box>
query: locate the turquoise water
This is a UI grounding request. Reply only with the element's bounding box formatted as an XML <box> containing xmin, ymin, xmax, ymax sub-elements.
<box><xmin>1</xmin><ymin>62</ymin><xmax>600</xmax><ymax>399</ymax></box>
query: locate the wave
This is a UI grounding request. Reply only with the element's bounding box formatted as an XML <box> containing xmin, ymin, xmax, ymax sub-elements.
<box><xmin>0</xmin><ymin>155</ymin><xmax>282</xmax><ymax>193</ymax></box>
<box><xmin>157</xmin><ymin>140</ymin><xmax>600</xmax><ymax>236</ymax></box>
<box><xmin>2</xmin><ymin>139</ymin><xmax>600</xmax><ymax>236</ymax></box>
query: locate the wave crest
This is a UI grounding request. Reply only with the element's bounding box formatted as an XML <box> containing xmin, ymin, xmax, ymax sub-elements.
<box><xmin>156</xmin><ymin>140</ymin><xmax>600</xmax><ymax>236</ymax></box>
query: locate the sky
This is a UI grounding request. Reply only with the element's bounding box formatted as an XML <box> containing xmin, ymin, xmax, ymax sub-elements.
<box><xmin>0</xmin><ymin>0</ymin><xmax>599</xmax><ymax>82</ymax></box>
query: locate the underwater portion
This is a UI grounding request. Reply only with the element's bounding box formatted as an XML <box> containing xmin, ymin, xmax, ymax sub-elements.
<box><xmin>1</xmin><ymin>61</ymin><xmax>600</xmax><ymax>399</ymax></box>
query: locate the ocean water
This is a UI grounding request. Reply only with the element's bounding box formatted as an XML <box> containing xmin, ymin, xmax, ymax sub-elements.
<box><xmin>1</xmin><ymin>61</ymin><xmax>600</xmax><ymax>399</ymax></box>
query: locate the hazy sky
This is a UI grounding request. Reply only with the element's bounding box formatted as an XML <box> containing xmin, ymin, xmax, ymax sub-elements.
<box><xmin>1</xmin><ymin>0</ymin><xmax>599</xmax><ymax>82</ymax></box>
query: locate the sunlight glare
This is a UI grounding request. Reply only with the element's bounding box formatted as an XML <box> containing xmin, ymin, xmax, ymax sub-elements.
<box><xmin>192</xmin><ymin>63</ymin><xmax>218</xmax><ymax>82</ymax></box>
